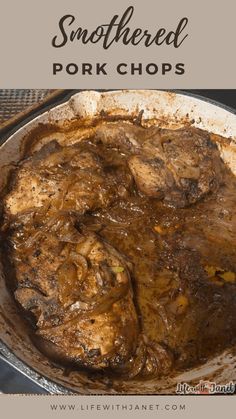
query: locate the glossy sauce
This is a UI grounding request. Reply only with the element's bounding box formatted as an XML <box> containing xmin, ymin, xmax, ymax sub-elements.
<box><xmin>77</xmin><ymin>135</ymin><xmax>236</xmax><ymax>371</ymax></box>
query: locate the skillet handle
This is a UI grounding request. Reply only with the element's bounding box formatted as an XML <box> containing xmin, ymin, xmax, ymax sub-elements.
<box><xmin>0</xmin><ymin>352</ymin><xmax>47</xmax><ymax>394</ymax></box>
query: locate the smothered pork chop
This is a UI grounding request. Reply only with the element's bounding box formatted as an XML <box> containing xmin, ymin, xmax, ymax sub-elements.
<box><xmin>1</xmin><ymin>117</ymin><xmax>236</xmax><ymax>379</ymax></box>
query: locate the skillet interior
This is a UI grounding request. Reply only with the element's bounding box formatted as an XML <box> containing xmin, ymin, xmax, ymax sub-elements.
<box><xmin>0</xmin><ymin>90</ymin><xmax>236</xmax><ymax>394</ymax></box>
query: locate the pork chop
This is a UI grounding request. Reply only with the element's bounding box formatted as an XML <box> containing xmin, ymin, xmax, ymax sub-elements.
<box><xmin>4</xmin><ymin>141</ymin><xmax>132</xmax><ymax>218</ymax></box>
<box><xmin>9</xmin><ymin>214</ymin><xmax>139</xmax><ymax>370</ymax></box>
<box><xmin>128</xmin><ymin>127</ymin><xmax>224</xmax><ymax>207</ymax></box>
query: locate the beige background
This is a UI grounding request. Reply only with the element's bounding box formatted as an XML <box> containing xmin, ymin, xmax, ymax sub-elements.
<box><xmin>0</xmin><ymin>0</ymin><xmax>235</xmax><ymax>88</ymax></box>
<box><xmin>0</xmin><ymin>395</ymin><xmax>235</xmax><ymax>418</ymax></box>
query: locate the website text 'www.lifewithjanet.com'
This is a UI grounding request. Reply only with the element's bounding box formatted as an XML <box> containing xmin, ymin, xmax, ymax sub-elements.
<box><xmin>50</xmin><ymin>403</ymin><xmax>186</xmax><ymax>413</ymax></box>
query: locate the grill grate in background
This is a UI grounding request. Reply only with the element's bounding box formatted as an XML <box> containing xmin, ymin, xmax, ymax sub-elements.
<box><xmin>0</xmin><ymin>89</ymin><xmax>53</xmax><ymax>123</ymax></box>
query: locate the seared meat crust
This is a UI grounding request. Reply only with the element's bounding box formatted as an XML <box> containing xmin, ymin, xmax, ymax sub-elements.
<box><xmin>93</xmin><ymin>122</ymin><xmax>224</xmax><ymax>207</ymax></box>
<box><xmin>5</xmin><ymin>141</ymin><xmax>132</xmax><ymax>217</ymax></box>
<box><xmin>10</xmin><ymin>214</ymin><xmax>139</xmax><ymax>369</ymax></box>
<box><xmin>128</xmin><ymin>126</ymin><xmax>223</xmax><ymax>207</ymax></box>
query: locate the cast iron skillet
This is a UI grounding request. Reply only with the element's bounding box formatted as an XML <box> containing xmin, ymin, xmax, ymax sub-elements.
<box><xmin>0</xmin><ymin>90</ymin><xmax>236</xmax><ymax>394</ymax></box>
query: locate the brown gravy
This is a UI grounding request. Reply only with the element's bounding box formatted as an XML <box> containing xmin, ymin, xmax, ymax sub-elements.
<box><xmin>1</xmin><ymin>118</ymin><xmax>236</xmax><ymax>376</ymax></box>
